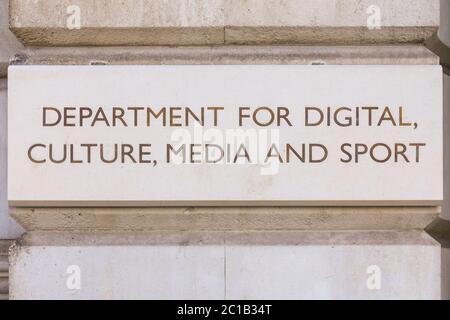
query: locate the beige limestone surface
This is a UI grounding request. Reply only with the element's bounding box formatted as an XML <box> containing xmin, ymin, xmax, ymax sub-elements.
<box><xmin>0</xmin><ymin>80</ymin><xmax>23</xmax><ymax>238</ymax></box>
<box><xmin>11</xmin><ymin>206</ymin><xmax>439</xmax><ymax>232</ymax></box>
<box><xmin>4</xmin><ymin>0</ymin><xmax>446</xmax><ymax>300</ymax></box>
<box><xmin>9</xmin><ymin>0</ymin><xmax>440</xmax><ymax>46</ymax></box>
<box><xmin>11</xmin><ymin>45</ymin><xmax>440</xmax><ymax>66</ymax></box>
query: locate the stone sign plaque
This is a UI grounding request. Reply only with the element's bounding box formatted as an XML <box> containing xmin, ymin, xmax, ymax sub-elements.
<box><xmin>8</xmin><ymin>65</ymin><xmax>443</xmax><ymax>206</ymax></box>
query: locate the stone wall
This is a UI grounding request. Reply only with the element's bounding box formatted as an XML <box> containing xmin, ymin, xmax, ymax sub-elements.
<box><xmin>1</xmin><ymin>0</ymin><xmax>449</xmax><ymax>299</ymax></box>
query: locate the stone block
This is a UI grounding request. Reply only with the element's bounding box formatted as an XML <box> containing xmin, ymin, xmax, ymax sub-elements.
<box><xmin>10</xmin><ymin>206</ymin><xmax>439</xmax><ymax>232</ymax></box>
<box><xmin>224</xmin><ymin>0</ymin><xmax>439</xmax><ymax>44</ymax></box>
<box><xmin>226</xmin><ymin>242</ymin><xmax>439</xmax><ymax>299</ymax></box>
<box><xmin>8</xmin><ymin>0</ymin><xmax>439</xmax><ymax>46</ymax></box>
<box><xmin>10</xmin><ymin>243</ymin><xmax>225</xmax><ymax>299</ymax></box>
<box><xmin>0</xmin><ymin>80</ymin><xmax>24</xmax><ymax>239</ymax></box>
<box><xmin>9</xmin><ymin>231</ymin><xmax>441</xmax><ymax>299</ymax></box>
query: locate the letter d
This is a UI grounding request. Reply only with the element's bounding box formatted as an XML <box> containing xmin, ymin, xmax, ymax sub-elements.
<box><xmin>305</xmin><ymin>107</ymin><xmax>323</xmax><ymax>126</ymax></box>
<box><xmin>43</xmin><ymin>107</ymin><xmax>62</xmax><ymax>126</ymax></box>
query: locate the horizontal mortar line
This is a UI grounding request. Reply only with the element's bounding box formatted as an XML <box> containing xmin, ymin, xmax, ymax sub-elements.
<box><xmin>8</xmin><ymin>45</ymin><xmax>438</xmax><ymax>65</ymax></box>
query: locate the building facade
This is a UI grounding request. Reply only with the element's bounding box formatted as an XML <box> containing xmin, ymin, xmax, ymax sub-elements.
<box><xmin>1</xmin><ymin>0</ymin><xmax>449</xmax><ymax>299</ymax></box>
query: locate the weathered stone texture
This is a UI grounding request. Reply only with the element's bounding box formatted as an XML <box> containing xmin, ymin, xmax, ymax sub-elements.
<box><xmin>10</xmin><ymin>45</ymin><xmax>440</xmax><ymax>66</ymax></box>
<box><xmin>11</xmin><ymin>207</ymin><xmax>439</xmax><ymax>233</ymax></box>
<box><xmin>9</xmin><ymin>231</ymin><xmax>440</xmax><ymax>299</ymax></box>
<box><xmin>9</xmin><ymin>0</ymin><xmax>439</xmax><ymax>46</ymax></box>
<box><xmin>0</xmin><ymin>0</ymin><xmax>22</xmax><ymax>77</ymax></box>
